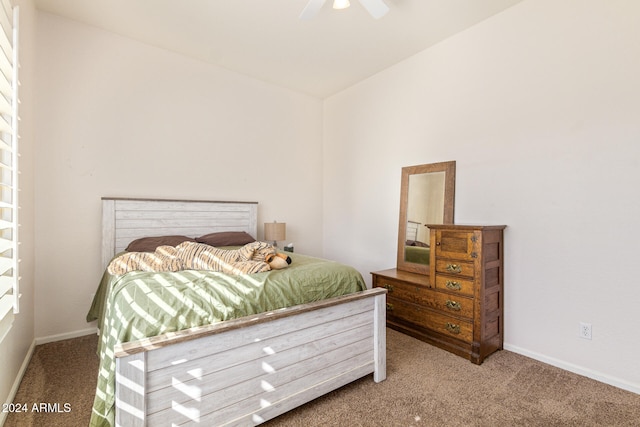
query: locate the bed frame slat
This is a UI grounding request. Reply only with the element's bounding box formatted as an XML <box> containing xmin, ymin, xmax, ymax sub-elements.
<box><xmin>146</xmin><ymin>311</ymin><xmax>373</xmax><ymax>390</ymax></box>
<box><xmin>146</xmin><ymin>331</ymin><xmax>373</xmax><ymax>414</ymax></box>
<box><xmin>198</xmin><ymin>356</ymin><xmax>375</xmax><ymax>427</ymax></box>
<box><xmin>146</xmin><ymin>332</ymin><xmax>373</xmax><ymax>421</ymax></box>
<box><xmin>230</xmin><ymin>363</ymin><xmax>375</xmax><ymax>427</ymax></box>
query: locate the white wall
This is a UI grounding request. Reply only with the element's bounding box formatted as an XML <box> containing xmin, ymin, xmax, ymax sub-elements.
<box><xmin>323</xmin><ymin>0</ymin><xmax>640</xmax><ymax>392</ymax></box>
<box><xmin>31</xmin><ymin>0</ymin><xmax>640</xmax><ymax>398</ymax></box>
<box><xmin>0</xmin><ymin>0</ymin><xmax>37</xmax><ymax>419</ymax></box>
<box><xmin>34</xmin><ymin>13</ymin><xmax>323</xmax><ymax>339</ymax></box>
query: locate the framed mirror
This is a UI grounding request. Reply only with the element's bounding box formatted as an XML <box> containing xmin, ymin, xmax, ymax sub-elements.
<box><xmin>396</xmin><ymin>161</ymin><xmax>456</xmax><ymax>275</ymax></box>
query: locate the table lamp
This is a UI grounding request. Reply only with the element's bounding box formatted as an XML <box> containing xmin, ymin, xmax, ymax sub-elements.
<box><xmin>264</xmin><ymin>221</ymin><xmax>286</xmax><ymax>247</ymax></box>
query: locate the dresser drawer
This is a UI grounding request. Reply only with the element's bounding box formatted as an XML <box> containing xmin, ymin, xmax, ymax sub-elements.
<box><xmin>434</xmin><ymin>274</ymin><xmax>475</xmax><ymax>296</ymax></box>
<box><xmin>375</xmin><ymin>276</ymin><xmax>473</xmax><ymax>318</ymax></box>
<box><xmin>386</xmin><ymin>297</ymin><xmax>473</xmax><ymax>343</ymax></box>
<box><xmin>427</xmin><ymin>310</ymin><xmax>473</xmax><ymax>343</ymax></box>
<box><xmin>374</xmin><ymin>276</ymin><xmax>428</xmax><ymax>303</ymax></box>
<box><xmin>434</xmin><ymin>259</ymin><xmax>474</xmax><ymax>277</ymax></box>
<box><xmin>431</xmin><ymin>292</ymin><xmax>473</xmax><ymax>318</ymax></box>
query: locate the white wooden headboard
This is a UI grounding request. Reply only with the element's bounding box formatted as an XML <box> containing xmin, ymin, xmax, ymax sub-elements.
<box><xmin>101</xmin><ymin>197</ymin><xmax>258</xmax><ymax>269</ymax></box>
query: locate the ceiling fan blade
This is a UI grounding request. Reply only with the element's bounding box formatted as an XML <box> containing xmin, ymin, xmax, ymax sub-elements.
<box><xmin>300</xmin><ymin>0</ymin><xmax>327</xmax><ymax>20</ymax></box>
<box><xmin>358</xmin><ymin>0</ymin><xmax>389</xmax><ymax>19</ymax></box>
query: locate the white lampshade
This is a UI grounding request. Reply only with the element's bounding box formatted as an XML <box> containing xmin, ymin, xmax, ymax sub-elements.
<box><xmin>264</xmin><ymin>222</ymin><xmax>286</xmax><ymax>246</ymax></box>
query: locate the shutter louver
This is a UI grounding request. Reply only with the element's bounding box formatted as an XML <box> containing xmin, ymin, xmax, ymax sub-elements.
<box><xmin>0</xmin><ymin>0</ymin><xmax>18</xmax><ymax>342</ymax></box>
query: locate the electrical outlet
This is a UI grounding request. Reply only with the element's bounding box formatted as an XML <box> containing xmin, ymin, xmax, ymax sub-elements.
<box><xmin>579</xmin><ymin>322</ymin><xmax>592</xmax><ymax>340</ymax></box>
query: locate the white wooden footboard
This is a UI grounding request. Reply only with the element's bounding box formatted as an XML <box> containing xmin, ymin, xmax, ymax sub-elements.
<box><xmin>114</xmin><ymin>288</ymin><xmax>386</xmax><ymax>426</ymax></box>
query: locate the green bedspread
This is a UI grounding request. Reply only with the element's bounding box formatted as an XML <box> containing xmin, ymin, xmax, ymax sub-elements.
<box><xmin>86</xmin><ymin>251</ymin><xmax>365</xmax><ymax>427</ymax></box>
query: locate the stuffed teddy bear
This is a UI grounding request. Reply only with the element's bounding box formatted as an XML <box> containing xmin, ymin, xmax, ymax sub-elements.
<box><xmin>265</xmin><ymin>252</ymin><xmax>291</xmax><ymax>270</ymax></box>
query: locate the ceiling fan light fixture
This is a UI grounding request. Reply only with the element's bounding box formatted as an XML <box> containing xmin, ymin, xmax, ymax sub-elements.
<box><xmin>333</xmin><ymin>0</ymin><xmax>350</xmax><ymax>10</ymax></box>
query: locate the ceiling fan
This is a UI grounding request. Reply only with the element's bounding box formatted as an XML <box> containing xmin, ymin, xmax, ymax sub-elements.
<box><xmin>300</xmin><ymin>0</ymin><xmax>390</xmax><ymax>20</ymax></box>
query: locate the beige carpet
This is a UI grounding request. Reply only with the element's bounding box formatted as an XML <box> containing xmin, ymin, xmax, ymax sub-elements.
<box><xmin>5</xmin><ymin>334</ymin><xmax>99</xmax><ymax>427</ymax></box>
<box><xmin>5</xmin><ymin>329</ymin><xmax>640</xmax><ymax>426</ymax></box>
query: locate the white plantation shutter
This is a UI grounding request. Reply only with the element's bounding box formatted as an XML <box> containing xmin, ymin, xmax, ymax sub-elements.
<box><xmin>0</xmin><ymin>0</ymin><xmax>18</xmax><ymax>342</ymax></box>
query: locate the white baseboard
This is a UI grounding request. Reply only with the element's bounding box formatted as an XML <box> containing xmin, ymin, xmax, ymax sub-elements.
<box><xmin>35</xmin><ymin>327</ymin><xmax>97</xmax><ymax>345</ymax></box>
<box><xmin>504</xmin><ymin>343</ymin><xmax>639</xmax><ymax>395</ymax></box>
<box><xmin>1</xmin><ymin>340</ymin><xmax>36</xmax><ymax>427</ymax></box>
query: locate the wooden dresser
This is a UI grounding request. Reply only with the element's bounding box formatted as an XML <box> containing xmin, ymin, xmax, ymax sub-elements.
<box><xmin>372</xmin><ymin>224</ymin><xmax>505</xmax><ymax>364</ymax></box>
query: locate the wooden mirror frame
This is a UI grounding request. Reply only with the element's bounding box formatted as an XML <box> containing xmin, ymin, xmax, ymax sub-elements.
<box><xmin>396</xmin><ymin>161</ymin><xmax>456</xmax><ymax>275</ymax></box>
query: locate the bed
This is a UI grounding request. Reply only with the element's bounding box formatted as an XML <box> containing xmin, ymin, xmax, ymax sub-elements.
<box><xmin>88</xmin><ymin>197</ymin><xmax>386</xmax><ymax>427</ymax></box>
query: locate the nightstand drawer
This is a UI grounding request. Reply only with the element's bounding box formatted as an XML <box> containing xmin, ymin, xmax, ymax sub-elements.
<box><xmin>386</xmin><ymin>298</ymin><xmax>473</xmax><ymax>343</ymax></box>
<box><xmin>434</xmin><ymin>274</ymin><xmax>475</xmax><ymax>296</ymax></box>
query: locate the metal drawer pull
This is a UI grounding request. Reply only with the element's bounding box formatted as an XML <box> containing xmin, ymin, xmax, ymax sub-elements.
<box><xmin>445</xmin><ymin>280</ymin><xmax>462</xmax><ymax>291</ymax></box>
<box><xmin>446</xmin><ymin>263</ymin><xmax>462</xmax><ymax>273</ymax></box>
<box><xmin>446</xmin><ymin>322</ymin><xmax>461</xmax><ymax>334</ymax></box>
<box><xmin>386</xmin><ymin>303</ymin><xmax>394</xmax><ymax>311</ymax></box>
<box><xmin>445</xmin><ymin>300</ymin><xmax>461</xmax><ymax>311</ymax></box>
<box><xmin>383</xmin><ymin>284</ymin><xmax>394</xmax><ymax>292</ymax></box>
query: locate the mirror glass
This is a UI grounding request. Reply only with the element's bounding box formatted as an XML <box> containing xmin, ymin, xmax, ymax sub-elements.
<box><xmin>397</xmin><ymin>161</ymin><xmax>455</xmax><ymax>275</ymax></box>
